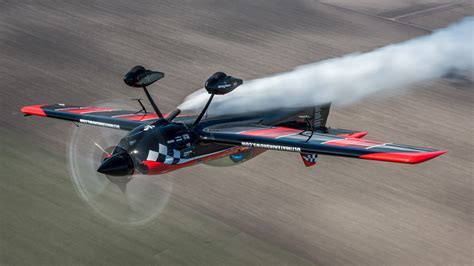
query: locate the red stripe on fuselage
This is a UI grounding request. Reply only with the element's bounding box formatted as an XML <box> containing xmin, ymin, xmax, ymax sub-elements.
<box><xmin>142</xmin><ymin>146</ymin><xmax>245</xmax><ymax>175</ymax></box>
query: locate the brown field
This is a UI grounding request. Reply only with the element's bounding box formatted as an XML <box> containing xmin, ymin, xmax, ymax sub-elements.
<box><xmin>1</xmin><ymin>1</ymin><xmax>472</xmax><ymax>265</ymax></box>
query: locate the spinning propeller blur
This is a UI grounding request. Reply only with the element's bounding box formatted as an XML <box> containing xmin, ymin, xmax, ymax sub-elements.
<box><xmin>67</xmin><ymin>100</ymin><xmax>173</xmax><ymax>226</ymax></box>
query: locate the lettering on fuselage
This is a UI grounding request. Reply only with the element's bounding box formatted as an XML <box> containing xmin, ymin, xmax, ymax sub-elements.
<box><xmin>79</xmin><ymin>119</ymin><xmax>120</xmax><ymax>129</ymax></box>
<box><xmin>175</xmin><ymin>134</ymin><xmax>190</xmax><ymax>142</ymax></box>
<box><xmin>144</xmin><ymin>124</ymin><xmax>155</xmax><ymax>131</ymax></box>
<box><xmin>241</xmin><ymin>142</ymin><xmax>301</xmax><ymax>152</ymax></box>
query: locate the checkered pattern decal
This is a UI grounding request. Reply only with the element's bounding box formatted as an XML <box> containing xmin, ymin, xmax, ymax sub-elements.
<box><xmin>146</xmin><ymin>144</ymin><xmax>182</xmax><ymax>164</ymax></box>
<box><xmin>302</xmin><ymin>153</ymin><xmax>318</xmax><ymax>162</ymax></box>
<box><xmin>301</xmin><ymin>153</ymin><xmax>318</xmax><ymax>164</ymax></box>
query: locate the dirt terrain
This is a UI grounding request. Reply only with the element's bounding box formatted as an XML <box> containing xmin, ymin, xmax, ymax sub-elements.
<box><xmin>1</xmin><ymin>1</ymin><xmax>472</xmax><ymax>265</ymax></box>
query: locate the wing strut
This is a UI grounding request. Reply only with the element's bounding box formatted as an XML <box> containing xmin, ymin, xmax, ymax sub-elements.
<box><xmin>192</xmin><ymin>93</ymin><xmax>214</xmax><ymax>127</ymax></box>
<box><xmin>142</xmin><ymin>86</ymin><xmax>163</xmax><ymax>119</ymax></box>
<box><xmin>123</xmin><ymin>65</ymin><xmax>165</xmax><ymax>119</ymax></box>
<box><xmin>192</xmin><ymin>72</ymin><xmax>242</xmax><ymax>127</ymax></box>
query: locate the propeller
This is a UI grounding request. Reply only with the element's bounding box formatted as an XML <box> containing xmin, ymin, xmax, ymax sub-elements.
<box><xmin>67</xmin><ymin>100</ymin><xmax>173</xmax><ymax>226</ymax></box>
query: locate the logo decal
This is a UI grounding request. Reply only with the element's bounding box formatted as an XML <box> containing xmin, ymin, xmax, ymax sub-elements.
<box><xmin>144</xmin><ymin>124</ymin><xmax>155</xmax><ymax>131</ymax></box>
<box><xmin>241</xmin><ymin>142</ymin><xmax>301</xmax><ymax>152</ymax></box>
<box><xmin>79</xmin><ymin>119</ymin><xmax>120</xmax><ymax>129</ymax></box>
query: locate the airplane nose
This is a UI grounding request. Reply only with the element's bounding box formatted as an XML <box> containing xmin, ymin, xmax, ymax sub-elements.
<box><xmin>97</xmin><ymin>152</ymin><xmax>134</xmax><ymax>176</ymax></box>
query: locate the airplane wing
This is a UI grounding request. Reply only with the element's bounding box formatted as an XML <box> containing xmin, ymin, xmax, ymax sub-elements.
<box><xmin>198</xmin><ymin>124</ymin><xmax>447</xmax><ymax>164</ymax></box>
<box><xmin>21</xmin><ymin>104</ymin><xmax>161</xmax><ymax>131</ymax></box>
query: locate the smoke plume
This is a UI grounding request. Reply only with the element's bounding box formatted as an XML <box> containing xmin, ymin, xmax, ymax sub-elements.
<box><xmin>179</xmin><ymin>17</ymin><xmax>473</xmax><ymax>115</ymax></box>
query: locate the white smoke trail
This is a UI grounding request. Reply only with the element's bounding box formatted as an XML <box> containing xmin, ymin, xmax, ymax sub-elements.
<box><xmin>179</xmin><ymin>17</ymin><xmax>473</xmax><ymax>115</ymax></box>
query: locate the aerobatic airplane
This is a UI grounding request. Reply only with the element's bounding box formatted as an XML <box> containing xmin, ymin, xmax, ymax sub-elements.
<box><xmin>22</xmin><ymin>66</ymin><xmax>447</xmax><ymax>179</ymax></box>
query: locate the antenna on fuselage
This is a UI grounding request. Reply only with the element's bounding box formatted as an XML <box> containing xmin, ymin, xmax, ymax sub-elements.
<box><xmin>192</xmin><ymin>72</ymin><xmax>242</xmax><ymax>127</ymax></box>
<box><xmin>123</xmin><ymin>65</ymin><xmax>164</xmax><ymax>119</ymax></box>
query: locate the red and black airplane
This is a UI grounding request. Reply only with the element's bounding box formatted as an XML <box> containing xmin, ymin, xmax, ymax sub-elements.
<box><xmin>22</xmin><ymin>66</ymin><xmax>447</xmax><ymax>178</ymax></box>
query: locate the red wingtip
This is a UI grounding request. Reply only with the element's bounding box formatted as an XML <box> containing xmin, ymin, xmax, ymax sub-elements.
<box><xmin>360</xmin><ymin>150</ymin><xmax>448</xmax><ymax>164</ymax></box>
<box><xmin>21</xmin><ymin>105</ymin><xmax>47</xmax><ymax>117</ymax></box>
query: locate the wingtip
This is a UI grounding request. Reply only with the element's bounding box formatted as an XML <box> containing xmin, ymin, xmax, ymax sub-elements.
<box><xmin>21</xmin><ymin>105</ymin><xmax>47</xmax><ymax>117</ymax></box>
<box><xmin>360</xmin><ymin>150</ymin><xmax>448</xmax><ymax>164</ymax></box>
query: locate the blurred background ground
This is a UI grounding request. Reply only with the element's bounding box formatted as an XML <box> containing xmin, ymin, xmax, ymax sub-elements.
<box><xmin>1</xmin><ymin>0</ymin><xmax>473</xmax><ymax>265</ymax></box>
